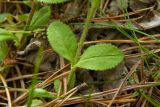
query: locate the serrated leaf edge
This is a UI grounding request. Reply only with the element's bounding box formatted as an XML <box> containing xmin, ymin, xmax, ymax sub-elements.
<box><xmin>75</xmin><ymin>44</ymin><xmax>124</xmax><ymax>71</ymax></box>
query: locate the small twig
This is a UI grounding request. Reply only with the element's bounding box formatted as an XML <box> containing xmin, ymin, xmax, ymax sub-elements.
<box><xmin>0</xmin><ymin>88</ymin><xmax>27</xmax><ymax>93</ymax></box>
<box><xmin>102</xmin><ymin>0</ymin><xmax>109</xmax><ymax>12</ymax></box>
<box><xmin>37</xmin><ymin>64</ymin><xmax>70</xmax><ymax>88</ymax></box>
<box><xmin>15</xmin><ymin>66</ymin><xmax>25</xmax><ymax>89</ymax></box>
<box><xmin>84</xmin><ymin>39</ymin><xmax>157</xmax><ymax>45</ymax></box>
<box><xmin>44</xmin><ymin>83</ymin><xmax>87</xmax><ymax>107</ymax></box>
<box><xmin>6</xmin><ymin>71</ymin><xmax>49</xmax><ymax>82</ymax></box>
<box><xmin>54</xmin><ymin>90</ymin><xmax>77</xmax><ymax>107</ymax></box>
<box><xmin>0</xmin><ymin>74</ymin><xmax>12</xmax><ymax>107</ymax></box>
<box><xmin>107</xmin><ymin>60</ymin><xmax>141</xmax><ymax>107</ymax></box>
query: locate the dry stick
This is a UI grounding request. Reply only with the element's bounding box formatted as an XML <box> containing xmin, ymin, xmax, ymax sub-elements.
<box><xmin>94</xmin><ymin>102</ymin><xmax>108</xmax><ymax>106</ymax></box>
<box><xmin>0</xmin><ymin>94</ymin><xmax>8</xmax><ymax>100</ymax></box>
<box><xmin>0</xmin><ymin>88</ymin><xmax>27</xmax><ymax>93</ymax></box>
<box><xmin>40</xmin><ymin>72</ymin><xmax>69</xmax><ymax>90</ymax></box>
<box><xmin>140</xmin><ymin>50</ymin><xmax>145</xmax><ymax>82</ymax></box>
<box><xmin>84</xmin><ymin>39</ymin><xmax>156</xmax><ymax>45</ymax></box>
<box><xmin>125</xmin><ymin>48</ymin><xmax>160</xmax><ymax>59</ymax></box>
<box><xmin>0</xmin><ymin>74</ymin><xmax>12</xmax><ymax>107</ymax></box>
<box><xmin>0</xmin><ymin>1</ymin><xmax>27</xmax><ymax>4</ymax></box>
<box><xmin>63</xmin><ymin>76</ymin><xmax>68</xmax><ymax>94</ymax></box>
<box><xmin>93</xmin><ymin>16</ymin><xmax>143</xmax><ymax>22</ymax></box>
<box><xmin>44</xmin><ymin>83</ymin><xmax>87</xmax><ymax>107</ymax></box>
<box><xmin>102</xmin><ymin>0</ymin><xmax>109</xmax><ymax>12</ymax></box>
<box><xmin>51</xmin><ymin>83</ymin><xmax>158</xmax><ymax>106</ymax></box>
<box><xmin>43</xmin><ymin>84</ymin><xmax>78</xmax><ymax>107</ymax></box>
<box><xmin>57</xmin><ymin>80</ymin><xmax>63</xmax><ymax>96</ymax></box>
<box><xmin>12</xmin><ymin>76</ymin><xmax>18</xmax><ymax>99</ymax></box>
<box><xmin>91</xmin><ymin>98</ymin><xmax>136</xmax><ymax>105</ymax></box>
<box><xmin>122</xmin><ymin>45</ymin><xmax>159</xmax><ymax>52</ymax></box>
<box><xmin>15</xmin><ymin>66</ymin><xmax>25</xmax><ymax>89</ymax></box>
<box><xmin>94</xmin><ymin>6</ymin><xmax>153</xmax><ymax>20</ymax></box>
<box><xmin>60</xmin><ymin>57</ymin><xmax>68</xmax><ymax>93</ymax></box>
<box><xmin>0</xmin><ymin>102</ymin><xmax>7</xmax><ymax>106</ymax></box>
<box><xmin>6</xmin><ymin>71</ymin><xmax>49</xmax><ymax>82</ymax></box>
<box><xmin>15</xmin><ymin>1</ymin><xmax>23</xmax><ymax>14</ymax></box>
<box><xmin>139</xmin><ymin>51</ymin><xmax>148</xmax><ymax>107</ymax></box>
<box><xmin>54</xmin><ymin>90</ymin><xmax>77</xmax><ymax>107</ymax></box>
<box><xmin>12</xmin><ymin>65</ymin><xmax>69</xmax><ymax>105</ymax></box>
<box><xmin>37</xmin><ymin>64</ymin><xmax>70</xmax><ymax>88</ymax></box>
<box><xmin>54</xmin><ymin>83</ymin><xmax>87</xmax><ymax>107</ymax></box>
<box><xmin>107</xmin><ymin>60</ymin><xmax>141</xmax><ymax>107</ymax></box>
<box><xmin>12</xmin><ymin>72</ymin><xmax>69</xmax><ymax>105</ymax></box>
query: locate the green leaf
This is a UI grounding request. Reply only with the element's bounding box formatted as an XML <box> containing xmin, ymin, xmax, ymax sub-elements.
<box><xmin>76</xmin><ymin>44</ymin><xmax>124</xmax><ymax>71</ymax></box>
<box><xmin>37</xmin><ymin>0</ymin><xmax>70</xmax><ymax>4</ymax></box>
<box><xmin>33</xmin><ymin>88</ymin><xmax>57</xmax><ymax>99</ymax></box>
<box><xmin>0</xmin><ymin>28</ymin><xmax>19</xmax><ymax>43</ymax></box>
<box><xmin>47</xmin><ymin>21</ymin><xmax>77</xmax><ymax>63</ymax></box>
<box><xmin>54</xmin><ymin>80</ymin><xmax>60</xmax><ymax>93</ymax></box>
<box><xmin>26</xmin><ymin>99</ymin><xmax>43</xmax><ymax>107</ymax></box>
<box><xmin>0</xmin><ymin>42</ymin><xmax>8</xmax><ymax>62</ymax></box>
<box><xmin>29</xmin><ymin>6</ymin><xmax>51</xmax><ymax>30</ymax></box>
<box><xmin>0</xmin><ymin>13</ymin><xmax>12</xmax><ymax>23</ymax></box>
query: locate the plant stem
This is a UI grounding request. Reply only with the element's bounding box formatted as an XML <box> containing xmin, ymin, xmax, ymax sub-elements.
<box><xmin>18</xmin><ymin>0</ymin><xmax>37</xmax><ymax>50</ymax></box>
<box><xmin>26</xmin><ymin>47</ymin><xmax>43</xmax><ymax>107</ymax></box>
<box><xmin>67</xmin><ymin>0</ymin><xmax>100</xmax><ymax>90</ymax></box>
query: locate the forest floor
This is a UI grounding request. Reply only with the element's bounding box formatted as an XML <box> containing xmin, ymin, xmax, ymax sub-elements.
<box><xmin>0</xmin><ymin>0</ymin><xmax>160</xmax><ymax>107</ymax></box>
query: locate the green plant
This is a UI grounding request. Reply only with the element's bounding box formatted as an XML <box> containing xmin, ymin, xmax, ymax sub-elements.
<box><xmin>27</xmin><ymin>47</ymin><xmax>43</xmax><ymax>107</ymax></box>
<box><xmin>29</xmin><ymin>6</ymin><xmax>51</xmax><ymax>30</ymax></box>
<box><xmin>47</xmin><ymin>0</ymin><xmax>124</xmax><ymax>90</ymax></box>
<box><xmin>0</xmin><ymin>28</ymin><xmax>19</xmax><ymax>62</ymax></box>
<box><xmin>37</xmin><ymin>0</ymin><xmax>70</xmax><ymax>4</ymax></box>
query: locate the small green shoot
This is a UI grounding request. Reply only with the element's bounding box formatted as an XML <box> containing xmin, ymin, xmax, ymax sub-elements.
<box><xmin>47</xmin><ymin>0</ymin><xmax>124</xmax><ymax>90</ymax></box>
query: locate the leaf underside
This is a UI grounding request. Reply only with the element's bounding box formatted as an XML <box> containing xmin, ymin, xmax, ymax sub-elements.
<box><xmin>47</xmin><ymin>21</ymin><xmax>77</xmax><ymax>63</ymax></box>
<box><xmin>37</xmin><ymin>0</ymin><xmax>70</xmax><ymax>4</ymax></box>
<box><xmin>76</xmin><ymin>44</ymin><xmax>124</xmax><ymax>71</ymax></box>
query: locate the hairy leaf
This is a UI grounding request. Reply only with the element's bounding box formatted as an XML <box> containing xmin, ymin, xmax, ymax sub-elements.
<box><xmin>0</xmin><ymin>42</ymin><xmax>8</xmax><ymax>62</ymax></box>
<box><xmin>0</xmin><ymin>28</ymin><xmax>19</xmax><ymax>43</ymax></box>
<box><xmin>76</xmin><ymin>44</ymin><xmax>124</xmax><ymax>71</ymax></box>
<box><xmin>47</xmin><ymin>21</ymin><xmax>77</xmax><ymax>63</ymax></box>
<box><xmin>37</xmin><ymin>0</ymin><xmax>70</xmax><ymax>4</ymax></box>
<box><xmin>29</xmin><ymin>6</ymin><xmax>51</xmax><ymax>30</ymax></box>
